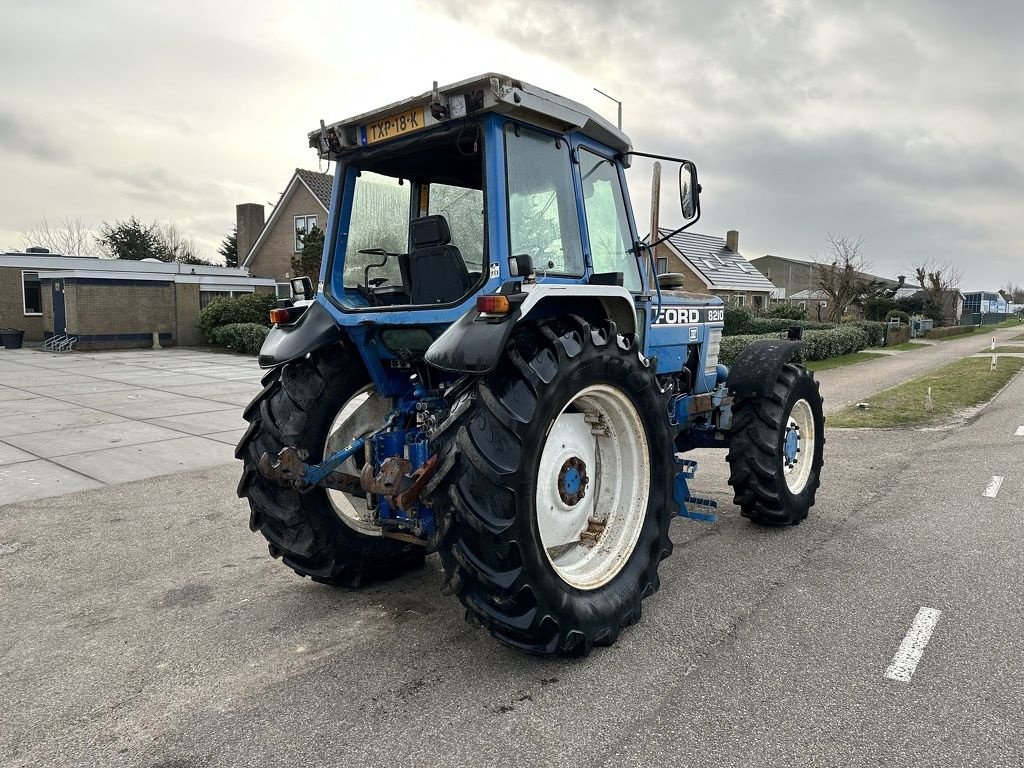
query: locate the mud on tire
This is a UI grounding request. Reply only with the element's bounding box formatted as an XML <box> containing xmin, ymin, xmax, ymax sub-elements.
<box><xmin>726</xmin><ymin>362</ymin><xmax>825</xmax><ymax>526</ymax></box>
<box><xmin>236</xmin><ymin>346</ymin><xmax>424</xmax><ymax>586</ymax></box>
<box><xmin>427</xmin><ymin>318</ymin><xmax>674</xmax><ymax>657</ymax></box>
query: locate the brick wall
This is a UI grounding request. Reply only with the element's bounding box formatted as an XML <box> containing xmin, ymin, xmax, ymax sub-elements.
<box><xmin>65</xmin><ymin>279</ymin><xmax>176</xmax><ymax>348</ymax></box>
<box><xmin>0</xmin><ymin>266</ymin><xmax>46</xmax><ymax>341</ymax></box>
<box><xmin>247</xmin><ymin>185</ymin><xmax>325</xmax><ymax>282</ymax></box>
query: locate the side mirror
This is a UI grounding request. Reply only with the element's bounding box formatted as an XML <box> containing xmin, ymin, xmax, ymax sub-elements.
<box><xmin>679</xmin><ymin>161</ymin><xmax>700</xmax><ymax>221</ymax></box>
<box><xmin>291</xmin><ymin>276</ymin><xmax>314</xmax><ymax>299</ymax></box>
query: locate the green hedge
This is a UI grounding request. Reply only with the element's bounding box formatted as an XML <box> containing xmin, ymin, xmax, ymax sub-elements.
<box><xmin>720</xmin><ymin>326</ymin><xmax>871</xmax><ymax>367</ymax></box>
<box><xmin>846</xmin><ymin>320</ymin><xmax>886</xmax><ymax>347</ymax></box>
<box><xmin>206</xmin><ymin>323</ymin><xmax>269</xmax><ymax>355</ymax></box>
<box><xmin>724</xmin><ymin>307</ymin><xmax>834</xmax><ymax>336</ymax></box>
<box><xmin>197</xmin><ymin>293</ymin><xmax>276</xmax><ymax>339</ymax></box>
<box><xmin>924</xmin><ymin>325</ymin><xmax>974</xmax><ymax>340</ymax></box>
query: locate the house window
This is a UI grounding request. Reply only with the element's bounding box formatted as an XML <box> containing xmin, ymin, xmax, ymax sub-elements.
<box><xmin>22</xmin><ymin>271</ymin><xmax>42</xmax><ymax>315</ymax></box>
<box><xmin>294</xmin><ymin>214</ymin><xmax>318</xmax><ymax>252</ymax></box>
<box><xmin>734</xmin><ymin>295</ymin><xmax>745</xmax><ymax>307</ymax></box>
<box><xmin>656</xmin><ymin>257</ymin><xmax>668</xmax><ymax>274</ymax></box>
<box><xmin>276</xmin><ymin>282</ymin><xmax>292</xmax><ymax>299</ymax></box>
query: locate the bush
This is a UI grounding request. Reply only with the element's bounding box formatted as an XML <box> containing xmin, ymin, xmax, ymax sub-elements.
<box><xmin>723</xmin><ymin>306</ymin><xmax>755</xmax><ymax>336</ymax></box>
<box><xmin>763</xmin><ymin>303</ymin><xmax>807</xmax><ymax>320</ymax></box>
<box><xmin>206</xmin><ymin>323</ymin><xmax>269</xmax><ymax>355</ymax></box>
<box><xmin>924</xmin><ymin>325</ymin><xmax>973</xmax><ymax>340</ymax></box>
<box><xmin>719</xmin><ymin>326</ymin><xmax>871</xmax><ymax>367</ymax></box>
<box><xmin>886</xmin><ymin>324</ymin><xmax>911</xmax><ymax>346</ymax></box>
<box><xmin>846</xmin><ymin>320</ymin><xmax>886</xmax><ymax>347</ymax></box>
<box><xmin>723</xmin><ymin>307</ymin><xmax>833</xmax><ymax>337</ymax></box>
<box><xmin>197</xmin><ymin>292</ymin><xmax>276</xmax><ymax>339</ymax></box>
<box><xmin>886</xmin><ymin>310</ymin><xmax>910</xmax><ymax>325</ymax></box>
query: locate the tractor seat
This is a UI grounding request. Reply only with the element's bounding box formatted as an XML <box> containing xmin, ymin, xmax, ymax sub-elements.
<box><xmin>405</xmin><ymin>215</ymin><xmax>471</xmax><ymax>305</ymax></box>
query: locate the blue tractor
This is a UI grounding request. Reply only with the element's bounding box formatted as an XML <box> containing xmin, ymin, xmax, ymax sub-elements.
<box><xmin>238</xmin><ymin>74</ymin><xmax>825</xmax><ymax>656</ymax></box>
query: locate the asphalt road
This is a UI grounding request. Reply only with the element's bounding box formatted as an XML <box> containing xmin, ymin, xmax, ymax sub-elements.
<box><xmin>3</xmin><ymin>358</ymin><xmax>1023</xmax><ymax>766</ymax></box>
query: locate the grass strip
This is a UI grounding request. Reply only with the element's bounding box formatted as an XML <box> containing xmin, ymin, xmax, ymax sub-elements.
<box><xmin>984</xmin><ymin>346</ymin><xmax>1024</xmax><ymax>354</ymax></box>
<box><xmin>829</xmin><ymin>356</ymin><xmax>1024</xmax><ymax>428</ymax></box>
<box><xmin>804</xmin><ymin>352</ymin><xmax>880</xmax><ymax>372</ymax></box>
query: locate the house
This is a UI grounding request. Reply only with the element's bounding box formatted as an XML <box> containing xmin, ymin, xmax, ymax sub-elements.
<box><xmin>239</xmin><ymin>168</ymin><xmax>333</xmax><ymax>295</ymax></box>
<box><xmin>749</xmin><ymin>253</ymin><xmax>902</xmax><ymax>319</ymax></box>
<box><xmin>653</xmin><ymin>229</ymin><xmax>777</xmax><ymax>308</ymax></box>
<box><xmin>962</xmin><ymin>291</ymin><xmax>1008</xmax><ymax>325</ymax></box>
<box><xmin>0</xmin><ymin>248</ymin><xmax>274</xmax><ymax>347</ymax></box>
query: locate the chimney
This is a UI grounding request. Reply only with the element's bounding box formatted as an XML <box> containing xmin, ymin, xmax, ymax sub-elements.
<box><xmin>725</xmin><ymin>230</ymin><xmax>739</xmax><ymax>253</ymax></box>
<box><xmin>236</xmin><ymin>203</ymin><xmax>266</xmax><ymax>265</ymax></box>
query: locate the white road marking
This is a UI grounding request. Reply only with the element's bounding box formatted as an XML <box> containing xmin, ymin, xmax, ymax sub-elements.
<box><xmin>1015</xmin><ymin>426</ymin><xmax>1024</xmax><ymax>436</ymax></box>
<box><xmin>885</xmin><ymin>607</ymin><xmax>942</xmax><ymax>683</ymax></box>
<box><xmin>983</xmin><ymin>476</ymin><xmax>1004</xmax><ymax>498</ymax></box>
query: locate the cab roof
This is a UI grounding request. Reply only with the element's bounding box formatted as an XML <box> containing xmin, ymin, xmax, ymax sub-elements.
<box><xmin>309</xmin><ymin>73</ymin><xmax>633</xmax><ymax>163</ymax></box>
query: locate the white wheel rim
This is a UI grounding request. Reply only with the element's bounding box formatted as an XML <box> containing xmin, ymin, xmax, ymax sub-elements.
<box><xmin>323</xmin><ymin>385</ymin><xmax>390</xmax><ymax>536</ymax></box>
<box><xmin>535</xmin><ymin>384</ymin><xmax>650</xmax><ymax>590</ymax></box>
<box><xmin>783</xmin><ymin>398</ymin><xmax>815</xmax><ymax>494</ymax></box>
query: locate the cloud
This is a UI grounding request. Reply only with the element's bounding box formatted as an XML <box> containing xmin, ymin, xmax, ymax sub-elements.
<box><xmin>0</xmin><ymin>113</ymin><xmax>69</xmax><ymax>163</ymax></box>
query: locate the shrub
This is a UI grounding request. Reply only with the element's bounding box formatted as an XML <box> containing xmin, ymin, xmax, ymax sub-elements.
<box><xmin>206</xmin><ymin>323</ymin><xmax>269</xmax><ymax>355</ymax></box>
<box><xmin>846</xmin><ymin>320</ymin><xmax>886</xmax><ymax>347</ymax></box>
<box><xmin>723</xmin><ymin>306</ymin><xmax>755</xmax><ymax>336</ymax></box>
<box><xmin>719</xmin><ymin>326</ymin><xmax>870</xmax><ymax>367</ymax></box>
<box><xmin>197</xmin><ymin>292</ymin><xmax>277</xmax><ymax>339</ymax></box>
<box><xmin>885</xmin><ymin>310</ymin><xmax>910</xmax><ymax>325</ymax></box>
<box><xmin>763</xmin><ymin>303</ymin><xmax>807</xmax><ymax>320</ymax></box>
<box><xmin>924</xmin><ymin>325</ymin><xmax>973</xmax><ymax>340</ymax></box>
<box><xmin>886</xmin><ymin>324</ymin><xmax>911</xmax><ymax>346</ymax></box>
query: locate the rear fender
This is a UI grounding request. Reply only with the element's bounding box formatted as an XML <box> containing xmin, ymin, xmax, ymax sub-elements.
<box><xmin>258</xmin><ymin>300</ymin><xmax>343</xmax><ymax>369</ymax></box>
<box><xmin>725</xmin><ymin>339</ymin><xmax>802</xmax><ymax>399</ymax></box>
<box><xmin>425</xmin><ymin>285</ymin><xmax>637</xmax><ymax>374</ymax></box>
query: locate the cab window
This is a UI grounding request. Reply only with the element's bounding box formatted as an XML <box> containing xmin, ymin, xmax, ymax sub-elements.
<box><xmin>504</xmin><ymin>124</ymin><xmax>584</xmax><ymax>276</ymax></box>
<box><xmin>579</xmin><ymin>148</ymin><xmax>641</xmax><ymax>291</ymax></box>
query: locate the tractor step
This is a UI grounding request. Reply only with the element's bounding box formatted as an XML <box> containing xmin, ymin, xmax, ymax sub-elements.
<box><xmin>672</xmin><ymin>454</ymin><xmax>719</xmax><ymax>523</ymax></box>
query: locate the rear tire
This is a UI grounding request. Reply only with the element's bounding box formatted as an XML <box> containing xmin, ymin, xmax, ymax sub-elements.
<box><xmin>726</xmin><ymin>363</ymin><xmax>825</xmax><ymax>526</ymax></box>
<box><xmin>428</xmin><ymin>318</ymin><xmax>674</xmax><ymax>657</ymax></box>
<box><xmin>236</xmin><ymin>346</ymin><xmax>424</xmax><ymax>586</ymax></box>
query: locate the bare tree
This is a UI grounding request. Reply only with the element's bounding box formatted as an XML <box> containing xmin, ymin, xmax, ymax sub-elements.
<box><xmin>913</xmin><ymin>260</ymin><xmax>962</xmax><ymax>326</ymax></box>
<box><xmin>20</xmin><ymin>217</ymin><xmax>97</xmax><ymax>256</ymax></box>
<box><xmin>1002</xmin><ymin>282</ymin><xmax>1024</xmax><ymax>303</ymax></box>
<box><xmin>155</xmin><ymin>222</ymin><xmax>212</xmax><ymax>265</ymax></box>
<box><xmin>814</xmin><ymin>235</ymin><xmax>881</xmax><ymax>323</ymax></box>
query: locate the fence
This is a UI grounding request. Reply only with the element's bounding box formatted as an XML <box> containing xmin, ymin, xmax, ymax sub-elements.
<box><xmin>960</xmin><ymin>312</ymin><xmax>1018</xmax><ymax>326</ymax></box>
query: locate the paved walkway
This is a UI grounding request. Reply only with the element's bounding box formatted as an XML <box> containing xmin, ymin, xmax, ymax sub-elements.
<box><xmin>0</xmin><ymin>348</ymin><xmax>261</xmax><ymax>505</ymax></box>
<box><xmin>817</xmin><ymin>325</ymin><xmax>1024</xmax><ymax>413</ymax></box>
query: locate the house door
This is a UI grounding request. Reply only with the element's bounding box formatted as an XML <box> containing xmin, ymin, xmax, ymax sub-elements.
<box><xmin>52</xmin><ymin>281</ymin><xmax>66</xmax><ymax>336</ymax></box>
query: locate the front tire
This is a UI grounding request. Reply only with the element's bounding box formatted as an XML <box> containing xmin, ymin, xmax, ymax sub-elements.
<box><xmin>429</xmin><ymin>318</ymin><xmax>674</xmax><ymax>656</ymax></box>
<box><xmin>726</xmin><ymin>363</ymin><xmax>825</xmax><ymax>526</ymax></box>
<box><xmin>236</xmin><ymin>346</ymin><xmax>424</xmax><ymax>586</ymax></box>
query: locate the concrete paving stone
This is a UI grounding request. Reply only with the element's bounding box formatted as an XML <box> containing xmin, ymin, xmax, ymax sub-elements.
<box><xmin>16</xmin><ymin>380</ymin><xmax>138</xmax><ymax>396</ymax></box>
<box><xmin>204</xmin><ymin>390</ymin><xmax>260</xmax><ymax>407</ymax></box>
<box><xmin>3</xmin><ymin>420</ymin><xmax>185</xmax><ymax>459</ymax></box>
<box><xmin>158</xmin><ymin>381</ymin><xmax>259</xmax><ymax>399</ymax></box>
<box><xmin>0</xmin><ymin>407</ymin><xmax>125</xmax><ymax>438</ymax></box>
<box><xmin>145</xmin><ymin>409</ymin><xmax>248</xmax><ymax>436</ymax></box>
<box><xmin>0</xmin><ymin>458</ymin><xmax>102</xmax><ymax>504</ymax></box>
<box><xmin>51</xmin><ymin>435</ymin><xmax>234</xmax><ymax>484</ymax></box>
<box><xmin>0</xmin><ymin>395</ymin><xmax>83</xmax><ymax>414</ymax></box>
<box><xmin>205</xmin><ymin>428</ymin><xmax>245</xmax><ymax>445</ymax></box>
<box><xmin>0</xmin><ymin>385</ymin><xmax>40</xmax><ymax>402</ymax></box>
<box><xmin>0</xmin><ymin>441</ymin><xmax>36</xmax><ymax>466</ymax></box>
<box><xmin>55</xmin><ymin>389</ymin><xmax>239</xmax><ymax>419</ymax></box>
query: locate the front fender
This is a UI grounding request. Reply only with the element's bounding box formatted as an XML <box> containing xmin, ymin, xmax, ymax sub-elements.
<box><xmin>725</xmin><ymin>339</ymin><xmax>802</xmax><ymax>399</ymax></box>
<box><xmin>258</xmin><ymin>300</ymin><xmax>342</xmax><ymax>369</ymax></box>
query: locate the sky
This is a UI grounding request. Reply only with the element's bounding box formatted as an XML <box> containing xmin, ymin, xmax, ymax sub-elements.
<box><xmin>1</xmin><ymin>0</ymin><xmax>1020</xmax><ymax>290</ymax></box>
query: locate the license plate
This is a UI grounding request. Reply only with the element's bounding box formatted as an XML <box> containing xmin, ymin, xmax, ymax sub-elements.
<box><xmin>360</xmin><ymin>107</ymin><xmax>425</xmax><ymax>146</ymax></box>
